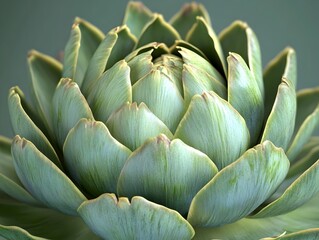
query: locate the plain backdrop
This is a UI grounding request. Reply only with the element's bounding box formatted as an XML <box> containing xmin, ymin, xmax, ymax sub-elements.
<box><xmin>1</xmin><ymin>0</ymin><xmax>318</xmax><ymax>137</ymax></box>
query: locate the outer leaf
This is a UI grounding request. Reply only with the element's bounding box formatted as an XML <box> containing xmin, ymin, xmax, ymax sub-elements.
<box><xmin>8</xmin><ymin>87</ymin><xmax>61</xmax><ymax>168</ymax></box>
<box><xmin>274</xmin><ymin>229</ymin><xmax>319</xmax><ymax>239</ymax></box>
<box><xmin>132</xmin><ymin>69</ymin><xmax>185</xmax><ymax>133</ymax></box>
<box><xmin>106</xmin><ymin>102</ymin><xmax>173</xmax><ymax>150</ymax></box>
<box><xmin>188</xmin><ymin>141</ymin><xmax>290</xmax><ymax>227</ymax></box>
<box><xmin>254</xmin><ymin>159</ymin><xmax>319</xmax><ymax>218</ymax></box>
<box><xmin>0</xmin><ymin>225</ymin><xmax>46</xmax><ymax>240</ymax></box>
<box><xmin>52</xmin><ymin>78</ymin><xmax>93</xmax><ymax>147</ymax></box>
<box><xmin>63</xmin><ymin>18</ymin><xmax>104</xmax><ymax>87</ymax></box>
<box><xmin>117</xmin><ymin>134</ymin><xmax>217</xmax><ymax>215</ymax></box>
<box><xmin>294</xmin><ymin>87</ymin><xmax>319</xmax><ymax>134</ymax></box>
<box><xmin>28</xmin><ymin>50</ymin><xmax>62</xmax><ymax>134</ymax></box>
<box><xmin>170</xmin><ymin>2</ymin><xmax>211</xmax><ymax>39</ymax></box>
<box><xmin>261</xmin><ymin>80</ymin><xmax>296</xmax><ymax>150</ymax></box>
<box><xmin>123</xmin><ymin>1</ymin><xmax>153</xmax><ymax>38</ymax></box>
<box><xmin>11</xmin><ymin>136</ymin><xmax>87</xmax><ymax>216</ymax></box>
<box><xmin>287</xmin><ymin>145</ymin><xmax>319</xmax><ymax>179</ymax></box>
<box><xmin>0</xmin><ymin>136</ymin><xmax>38</xmax><ymax>205</ymax></box>
<box><xmin>219</xmin><ymin>21</ymin><xmax>264</xmax><ymax>97</ymax></box>
<box><xmin>193</xmin><ymin>194</ymin><xmax>319</xmax><ymax>239</ymax></box>
<box><xmin>287</xmin><ymin>105</ymin><xmax>319</xmax><ymax>161</ymax></box>
<box><xmin>63</xmin><ymin>119</ymin><xmax>131</xmax><ymax>197</ymax></box>
<box><xmin>175</xmin><ymin>91</ymin><xmax>250</xmax><ymax>169</ymax></box>
<box><xmin>87</xmin><ymin>60</ymin><xmax>132</xmax><ymax>122</ymax></box>
<box><xmin>135</xmin><ymin>14</ymin><xmax>181</xmax><ymax>48</ymax></box>
<box><xmin>227</xmin><ymin>52</ymin><xmax>264</xmax><ymax>145</ymax></box>
<box><xmin>78</xmin><ymin>193</ymin><xmax>195</xmax><ymax>239</ymax></box>
<box><xmin>264</xmin><ymin>48</ymin><xmax>297</xmax><ymax>118</ymax></box>
<box><xmin>186</xmin><ymin>17</ymin><xmax>226</xmax><ymax>76</ymax></box>
<box><xmin>81</xmin><ymin>26</ymin><xmax>136</xmax><ymax>96</ymax></box>
<box><xmin>0</xmin><ymin>193</ymin><xmax>99</xmax><ymax>240</ymax></box>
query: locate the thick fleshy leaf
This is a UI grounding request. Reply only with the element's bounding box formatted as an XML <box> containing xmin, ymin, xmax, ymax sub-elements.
<box><xmin>0</xmin><ymin>225</ymin><xmax>46</xmax><ymax>240</ymax></box>
<box><xmin>188</xmin><ymin>141</ymin><xmax>290</xmax><ymax>227</ymax></box>
<box><xmin>52</xmin><ymin>78</ymin><xmax>93</xmax><ymax>147</ymax></box>
<box><xmin>227</xmin><ymin>52</ymin><xmax>264</xmax><ymax>145</ymax></box>
<box><xmin>272</xmin><ymin>229</ymin><xmax>319</xmax><ymax>239</ymax></box>
<box><xmin>294</xmin><ymin>87</ymin><xmax>319</xmax><ymax>134</ymax></box>
<box><xmin>78</xmin><ymin>193</ymin><xmax>195</xmax><ymax>239</ymax></box>
<box><xmin>63</xmin><ymin>119</ymin><xmax>131</xmax><ymax>197</ymax></box>
<box><xmin>135</xmin><ymin>14</ymin><xmax>181</xmax><ymax>48</ymax></box>
<box><xmin>171</xmin><ymin>40</ymin><xmax>208</xmax><ymax>59</ymax></box>
<box><xmin>0</xmin><ymin>136</ymin><xmax>38</xmax><ymax>205</ymax></box>
<box><xmin>219</xmin><ymin>21</ymin><xmax>264</xmax><ymax>97</ymax></box>
<box><xmin>170</xmin><ymin>2</ymin><xmax>211</xmax><ymax>39</ymax></box>
<box><xmin>81</xmin><ymin>26</ymin><xmax>135</xmax><ymax>95</ymax></box>
<box><xmin>254</xmin><ymin>159</ymin><xmax>319</xmax><ymax>218</ymax></box>
<box><xmin>132</xmin><ymin>69</ymin><xmax>185</xmax><ymax>133</ymax></box>
<box><xmin>182</xmin><ymin>64</ymin><xmax>226</xmax><ymax>106</ymax></box>
<box><xmin>264</xmin><ymin>48</ymin><xmax>297</xmax><ymax>118</ymax></box>
<box><xmin>287</xmin><ymin>105</ymin><xmax>319</xmax><ymax>161</ymax></box>
<box><xmin>178</xmin><ymin>46</ymin><xmax>225</xmax><ymax>86</ymax></box>
<box><xmin>123</xmin><ymin>1</ymin><xmax>153</xmax><ymax>38</ymax></box>
<box><xmin>87</xmin><ymin>60</ymin><xmax>132</xmax><ymax>122</ymax></box>
<box><xmin>193</xmin><ymin>194</ymin><xmax>319</xmax><ymax>239</ymax></box>
<box><xmin>186</xmin><ymin>17</ymin><xmax>226</xmax><ymax>76</ymax></box>
<box><xmin>63</xmin><ymin>18</ymin><xmax>104</xmax><ymax>87</ymax></box>
<box><xmin>127</xmin><ymin>49</ymin><xmax>153</xmax><ymax>84</ymax></box>
<box><xmin>153</xmin><ymin>54</ymin><xmax>184</xmax><ymax>96</ymax></box>
<box><xmin>0</xmin><ymin>193</ymin><xmax>99</xmax><ymax>240</ymax></box>
<box><xmin>8</xmin><ymin>87</ymin><xmax>61</xmax><ymax>168</ymax></box>
<box><xmin>11</xmin><ymin>136</ymin><xmax>87</xmax><ymax>216</ymax></box>
<box><xmin>28</xmin><ymin>50</ymin><xmax>62</xmax><ymax>134</ymax></box>
<box><xmin>118</xmin><ymin>134</ymin><xmax>217</xmax><ymax>215</ymax></box>
<box><xmin>106</xmin><ymin>102</ymin><xmax>173</xmax><ymax>151</ymax></box>
<box><xmin>261</xmin><ymin>80</ymin><xmax>296</xmax><ymax>150</ymax></box>
<box><xmin>287</xmin><ymin>145</ymin><xmax>319</xmax><ymax>179</ymax></box>
<box><xmin>175</xmin><ymin>91</ymin><xmax>250</xmax><ymax>169</ymax></box>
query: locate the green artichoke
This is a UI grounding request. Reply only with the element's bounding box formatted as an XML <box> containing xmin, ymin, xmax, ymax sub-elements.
<box><xmin>1</xmin><ymin>2</ymin><xmax>319</xmax><ymax>240</ymax></box>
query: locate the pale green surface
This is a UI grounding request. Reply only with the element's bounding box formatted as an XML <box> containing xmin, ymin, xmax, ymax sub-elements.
<box><xmin>254</xmin><ymin>159</ymin><xmax>319</xmax><ymax>218</ymax></box>
<box><xmin>227</xmin><ymin>52</ymin><xmax>263</xmax><ymax>145</ymax></box>
<box><xmin>117</xmin><ymin>134</ymin><xmax>217</xmax><ymax>215</ymax></box>
<box><xmin>106</xmin><ymin>102</ymin><xmax>173</xmax><ymax>150</ymax></box>
<box><xmin>188</xmin><ymin>141</ymin><xmax>290</xmax><ymax>227</ymax></box>
<box><xmin>11</xmin><ymin>136</ymin><xmax>87</xmax><ymax>216</ymax></box>
<box><xmin>8</xmin><ymin>87</ymin><xmax>61</xmax><ymax>168</ymax></box>
<box><xmin>132</xmin><ymin>68</ymin><xmax>185</xmax><ymax>132</ymax></box>
<box><xmin>62</xmin><ymin>18</ymin><xmax>104</xmax><ymax>87</ymax></box>
<box><xmin>0</xmin><ymin>225</ymin><xmax>47</xmax><ymax>240</ymax></box>
<box><xmin>219</xmin><ymin>20</ymin><xmax>264</xmax><ymax>98</ymax></box>
<box><xmin>261</xmin><ymin>81</ymin><xmax>296</xmax><ymax>150</ymax></box>
<box><xmin>78</xmin><ymin>193</ymin><xmax>195</xmax><ymax>239</ymax></box>
<box><xmin>52</xmin><ymin>78</ymin><xmax>93</xmax><ymax>147</ymax></box>
<box><xmin>87</xmin><ymin>60</ymin><xmax>132</xmax><ymax>122</ymax></box>
<box><xmin>175</xmin><ymin>91</ymin><xmax>250</xmax><ymax>169</ymax></box>
<box><xmin>63</xmin><ymin>119</ymin><xmax>131</xmax><ymax>196</ymax></box>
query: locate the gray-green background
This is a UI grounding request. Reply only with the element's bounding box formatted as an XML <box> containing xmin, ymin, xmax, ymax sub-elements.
<box><xmin>1</xmin><ymin>0</ymin><xmax>318</xmax><ymax>138</ymax></box>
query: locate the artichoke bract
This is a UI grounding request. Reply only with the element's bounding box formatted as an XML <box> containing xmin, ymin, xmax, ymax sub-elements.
<box><xmin>1</xmin><ymin>2</ymin><xmax>319</xmax><ymax>240</ymax></box>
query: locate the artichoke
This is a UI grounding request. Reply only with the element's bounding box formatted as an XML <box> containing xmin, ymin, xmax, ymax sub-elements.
<box><xmin>1</xmin><ymin>2</ymin><xmax>319</xmax><ymax>240</ymax></box>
